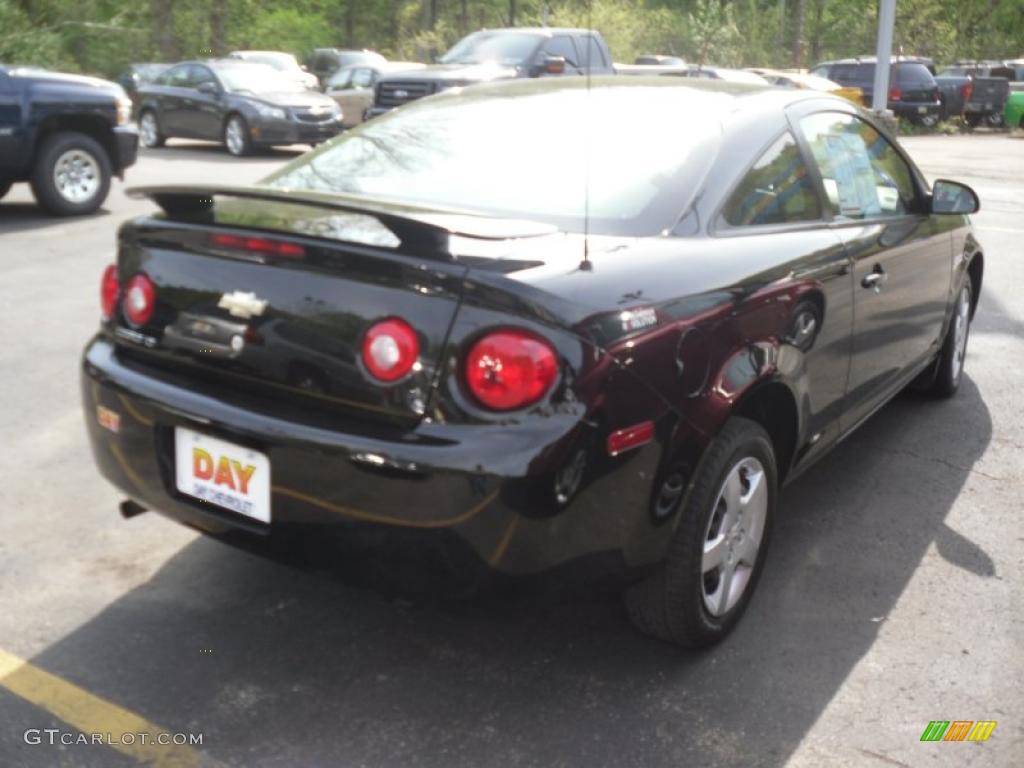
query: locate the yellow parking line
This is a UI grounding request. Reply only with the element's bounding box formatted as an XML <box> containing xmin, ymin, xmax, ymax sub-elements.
<box><xmin>0</xmin><ymin>647</ymin><xmax>206</xmax><ymax>767</ymax></box>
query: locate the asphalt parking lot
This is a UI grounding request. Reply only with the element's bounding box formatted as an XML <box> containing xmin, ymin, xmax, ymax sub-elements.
<box><xmin>1</xmin><ymin>134</ymin><xmax>1022</xmax><ymax>768</ymax></box>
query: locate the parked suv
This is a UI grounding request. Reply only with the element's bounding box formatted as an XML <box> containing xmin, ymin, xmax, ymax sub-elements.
<box><xmin>811</xmin><ymin>57</ymin><xmax>941</xmax><ymax>124</ymax></box>
<box><xmin>0</xmin><ymin>65</ymin><xmax>138</xmax><ymax>215</ymax></box>
<box><xmin>368</xmin><ymin>28</ymin><xmax>614</xmax><ymax>118</ymax></box>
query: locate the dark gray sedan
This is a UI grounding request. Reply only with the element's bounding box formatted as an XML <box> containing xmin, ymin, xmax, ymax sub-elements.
<box><xmin>136</xmin><ymin>60</ymin><xmax>344</xmax><ymax>156</ymax></box>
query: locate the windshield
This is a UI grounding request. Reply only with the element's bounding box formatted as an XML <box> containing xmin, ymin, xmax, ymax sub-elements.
<box><xmin>136</xmin><ymin>64</ymin><xmax>168</xmax><ymax>80</ymax></box>
<box><xmin>263</xmin><ymin>81</ymin><xmax>727</xmax><ymax>236</ymax></box>
<box><xmin>239</xmin><ymin>53</ymin><xmax>299</xmax><ymax>72</ymax></box>
<box><xmin>439</xmin><ymin>31</ymin><xmax>543</xmax><ymax>66</ymax></box>
<box><xmin>215</xmin><ymin>64</ymin><xmax>305</xmax><ymax>93</ymax></box>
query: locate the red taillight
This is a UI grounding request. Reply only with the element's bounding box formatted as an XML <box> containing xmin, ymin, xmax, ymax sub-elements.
<box><xmin>464</xmin><ymin>330</ymin><xmax>558</xmax><ymax>411</ymax></box>
<box><xmin>210</xmin><ymin>233</ymin><xmax>305</xmax><ymax>259</ymax></box>
<box><xmin>100</xmin><ymin>264</ymin><xmax>119</xmax><ymax>321</ymax></box>
<box><xmin>122</xmin><ymin>273</ymin><xmax>155</xmax><ymax>327</ymax></box>
<box><xmin>888</xmin><ymin>86</ymin><xmax>902</xmax><ymax>102</ymax></box>
<box><xmin>362</xmin><ymin>318</ymin><xmax>419</xmax><ymax>382</ymax></box>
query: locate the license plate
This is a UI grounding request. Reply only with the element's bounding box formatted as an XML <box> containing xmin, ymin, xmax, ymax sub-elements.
<box><xmin>917</xmin><ymin>106</ymin><xmax>927</xmax><ymax>114</ymax></box>
<box><xmin>174</xmin><ymin>427</ymin><xmax>271</xmax><ymax>523</ymax></box>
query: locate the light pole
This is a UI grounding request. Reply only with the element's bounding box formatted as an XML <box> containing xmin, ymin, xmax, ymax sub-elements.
<box><xmin>871</xmin><ymin>0</ymin><xmax>897</xmax><ymax>118</ymax></box>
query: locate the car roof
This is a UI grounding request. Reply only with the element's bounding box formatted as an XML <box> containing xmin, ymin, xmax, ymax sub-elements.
<box><xmin>336</xmin><ymin>61</ymin><xmax>424</xmax><ymax>72</ymax></box>
<box><xmin>817</xmin><ymin>56</ymin><xmax>933</xmax><ymax>66</ymax></box>
<box><xmin>442</xmin><ymin>74</ymin><xmax>846</xmax><ymax>112</ymax></box>
<box><xmin>199</xmin><ymin>58</ymin><xmax>269</xmax><ymax>68</ymax></box>
<box><xmin>313</xmin><ymin>48</ymin><xmax>381</xmax><ymax>55</ymax></box>
<box><xmin>230</xmin><ymin>51</ymin><xmax>295</xmax><ymax>58</ymax></box>
<box><xmin>470</xmin><ymin>27</ymin><xmax>597</xmax><ymax>36</ymax></box>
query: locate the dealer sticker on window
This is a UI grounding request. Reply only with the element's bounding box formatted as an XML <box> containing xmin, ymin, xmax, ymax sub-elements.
<box><xmin>174</xmin><ymin>427</ymin><xmax>271</xmax><ymax>523</ymax></box>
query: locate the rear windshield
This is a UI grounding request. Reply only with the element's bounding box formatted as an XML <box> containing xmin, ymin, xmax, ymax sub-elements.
<box><xmin>828</xmin><ymin>63</ymin><xmax>874</xmax><ymax>84</ymax></box>
<box><xmin>264</xmin><ymin>82</ymin><xmax>728</xmax><ymax>236</ymax></box>
<box><xmin>895</xmin><ymin>63</ymin><xmax>936</xmax><ymax>85</ymax></box>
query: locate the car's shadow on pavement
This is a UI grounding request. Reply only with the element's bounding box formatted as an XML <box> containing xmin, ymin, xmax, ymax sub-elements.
<box><xmin>17</xmin><ymin>377</ymin><xmax>993</xmax><ymax>767</ymax></box>
<box><xmin>141</xmin><ymin>142</ymin><xmax>307</xmax><ymax>164</ymax></box>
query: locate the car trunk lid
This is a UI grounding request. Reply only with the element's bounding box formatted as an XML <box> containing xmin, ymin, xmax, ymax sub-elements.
<box><xmin>113</xmin><ymin>186</ymin><xmax>554</xmax><ymax>426</ymax></box>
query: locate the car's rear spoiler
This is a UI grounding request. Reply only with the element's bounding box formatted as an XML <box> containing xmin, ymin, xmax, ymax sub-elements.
<box><xmin>127</xmin><ymin>184</ymin><xmax>557</xmax><ymax>260</ymax></box>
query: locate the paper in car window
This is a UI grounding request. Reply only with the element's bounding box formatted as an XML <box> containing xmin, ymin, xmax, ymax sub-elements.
<box><xmin>822</xmin><ymin>132</ymin><xmax>879</xmax><ymax>217</ymax></box>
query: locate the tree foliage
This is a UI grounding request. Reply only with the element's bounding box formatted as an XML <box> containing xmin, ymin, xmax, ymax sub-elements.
<box><xmin>2</xmin><ymin>0</ymin><xmax>1022</xmax><ymax>77</ymax></box>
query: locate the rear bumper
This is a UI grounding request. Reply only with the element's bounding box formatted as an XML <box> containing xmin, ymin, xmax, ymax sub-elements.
<box><xmin>964</xmin><ymin>100</ymin><xmax>1005</xmax><ymax>114</ymax></box>
<box><xmin>112</xmin><ymin>124</ymin><xmax>140</xmax><ymax>174</ymax></box>
<box><xmin>82</xmin><ymin>335</ymin><xmax>671</xmax><ymax>579</ymax></box>
<box><xmin>892</xmin><ymin>101</ymin><xmax>941</xmax><ymax>117</ymax></box>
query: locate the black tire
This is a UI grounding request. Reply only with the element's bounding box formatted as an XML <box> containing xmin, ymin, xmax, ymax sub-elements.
<box><xmin>223</xmin><ymin>114</ymin><xmax>253</xmax><ymax>157</ymax></box>
<box><xmin>965</xmin><ymin>113</ymin><xmax>984</xmax><ymax>128</ymax></box>
<box><xmin>30</xmin><ymin>131</ymin><xmax>111</xmax><ymax>216</ymax></box>
<box><xmin>625</xmin><ymin>417</ymin><xmax>777</xmax><ymax>648</ymax></box>
<box><xmin>138</xmin><ymin>109</ymin><xmax>165</xmax><ymax>149</ymax></box>
<box><xmin>917</xmin><ymin>112</ymin><xmax>940</xmax><ymax>129</ymax></box>
<box><xmin>923</xmin><ymin>281</ymin><xmax>973</xmax><ymax>398</ymax></box>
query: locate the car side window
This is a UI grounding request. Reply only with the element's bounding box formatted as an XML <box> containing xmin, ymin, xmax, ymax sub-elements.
<box><xmin>189</xmin><ymin>65</ymin><xmax>216</xmax><ymax>89</ymax></box>
<box><xmin>721</xmin><ymin>132</ymin><xmax>822</xmax><ymax>227</ymax></box>
<box><xmin>896</xmin><ymin>64</ymin><xmax>933</xmax><ymax>86</ymax></box>
<box><xmin>329</xmin><ymin>69</ymin><xmax>353</xmax><ymax>90</ymax></box>
<box><xmin>160</xmin><ymin>65</ymin><xmax>191</xmax><ymax>87</ymax></box>
<box><xmin>542</xmin><ymin>36</ymin><xmax>579</xmax><ymax>68</ymax></box>
<box><xmin>352</xmin><ymin>68</ymin><xmax>374</xmax><ymax>89</ymax></box>
<box><xmin>799</xmin><ymin>112</ymin><xmax>917</xmax><ymax>219</ymax></box>
<box><xmin>583</xmin><ymin>36</ymin><xmax>607</xmax><ymax>68</ymax></box>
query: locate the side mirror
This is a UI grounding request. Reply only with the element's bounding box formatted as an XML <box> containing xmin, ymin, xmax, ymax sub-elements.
<box><xmin>542</xmin><ymin>55</ymin><xmax>566</xmax><ymax>75</ymax></box>
<box><xmin>531</xmin><ymin>55</ymin><xmax>566</xmax><ymax>77</ymax></box>
<box><xmin>197</xmin><ymin>81</ymin><xmax>219</xmax><ymax>96</ymax></box>
<box><xmin>931</xmin><ymin>179</ymin><xmax>979</xmax><ymax>214</ymax></box>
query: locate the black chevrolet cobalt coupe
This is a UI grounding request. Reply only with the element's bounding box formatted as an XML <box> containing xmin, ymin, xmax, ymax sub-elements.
<box><xmin>136</xmin><ymin>59</ymin><xmax>343</xmax><ymax>156</ymax></box>
<box><xmin>83</xmin><ymin>78</ymin><xmax>982</xmax><ymax>647</ymax></box>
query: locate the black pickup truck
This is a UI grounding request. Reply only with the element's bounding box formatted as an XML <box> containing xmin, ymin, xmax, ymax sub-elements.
<box><xmin>0</xmin><ymin>66</ymin><xmax>138</xmax><ymax>215</ymax></box>
<box><xmin>367</xmin><ymin>28</ymin><xmax>614</xmax><ymax>118</ymax></box>
<box><xmin>936</xmin><ymin>65</ymin><xmax>1013</xmax><ymax>126</ymax></box>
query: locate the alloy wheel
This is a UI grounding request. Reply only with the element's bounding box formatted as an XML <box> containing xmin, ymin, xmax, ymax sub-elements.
<box><xmin>701</xmin><ymin>456</ymin><xmax>769</xmax><ymax>617</ymax></box>
<box><xmin>553</xmin><ymin>448</ymin><xmax>587</xmax><ymax>505</ymax></box>
<box><xmin>225</xmin><ymin>118</ymin><xmax>246</xmax><ymax>156</ymax></box>
<box><xmin>52</xmin><ymin>149</ymin><xmax>100</xmax><ymax>204</ymax></box>
<box><xmin>140</xmin><ymin>113</ymin><xmax>159</xmax><ymax>147</ymax></box>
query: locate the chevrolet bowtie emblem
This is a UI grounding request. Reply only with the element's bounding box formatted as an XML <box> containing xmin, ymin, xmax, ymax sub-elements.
<box><xmin>218</xmin><ymin>291</ymin><xmax>267</xmax><ymax>319</ymax></box>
